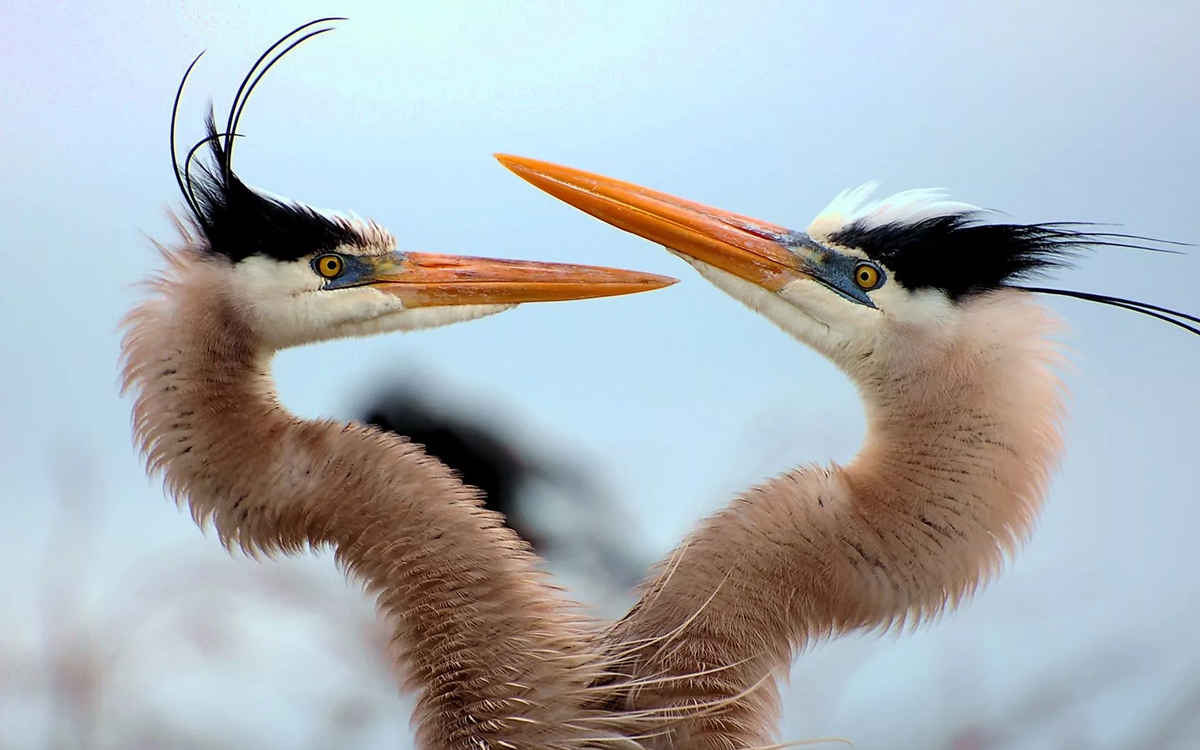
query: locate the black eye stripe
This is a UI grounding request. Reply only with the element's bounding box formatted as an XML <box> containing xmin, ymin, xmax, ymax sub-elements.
<box><xmin>829</xmin><ymin>215</ymin><xmax>1110</xmax><ymax>301</ymax></box>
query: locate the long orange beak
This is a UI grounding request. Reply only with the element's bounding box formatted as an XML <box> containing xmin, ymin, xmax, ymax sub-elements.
<box><xmin>495</xmin><ymin>154</ymin><xmax>818</xmax><ymax>292</ymax></box>
<box><xmin>365</xmin><ymin>251</ymin><xmax>676</xmax><ymax>307</ymax></box>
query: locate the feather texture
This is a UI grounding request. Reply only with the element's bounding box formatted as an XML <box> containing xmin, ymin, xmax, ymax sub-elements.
<box><xmin>597</xmin><ymin>291</ymin><xmax>1068</xmax><ymax>748</ymax></box>
<box><xmin>120</xmin><ymin>229</ymin><xmax>617</xmax><ymax>749</ymax></box>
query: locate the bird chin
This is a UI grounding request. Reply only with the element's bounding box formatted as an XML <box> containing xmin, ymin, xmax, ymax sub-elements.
<box><xmin>340</xmin><ymin>304</ymin><xmax>517</xmax><ymax>338</ymax></box>
<box><xmin>684</xmin><ymin>257</ymin><xmax>843</xmax><ymax>350</ymax></box>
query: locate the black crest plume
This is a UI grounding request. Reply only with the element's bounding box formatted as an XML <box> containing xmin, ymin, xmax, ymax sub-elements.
<box><xmin>830</xmin><ymin>211</ymin><xmax>1199</xmax><ymax>335</ymax></box>
<box><xmin>169</xmin><ymin>18</ymin><xmax>366</xmax><ymax>263</ymax></box>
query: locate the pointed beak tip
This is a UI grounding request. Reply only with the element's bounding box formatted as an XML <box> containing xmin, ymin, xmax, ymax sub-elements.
<box><xmin>493</xmin><ymin>153</ymin><xmax>526</xmax><ymax>173</ymax></box>
<box><xmin>494</xmin><ymin>154</ymin><xmax>562</xmax><ymax>186</ymax></box>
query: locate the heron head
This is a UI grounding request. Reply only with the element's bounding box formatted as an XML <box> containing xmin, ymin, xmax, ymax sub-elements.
<box><xmin>496</xmin><ymin>156</ymin><xmax>1195</xmax><ymax>379</ymax></box>
<box><xmin>184</xmin><ymin>147</ymin><xmax>672</xmax><ymax>350</ymax></box>
<box><xmin>166</xmin><ymin>24</ymin><xmax>674</xmax><ymax>352</ymax></box>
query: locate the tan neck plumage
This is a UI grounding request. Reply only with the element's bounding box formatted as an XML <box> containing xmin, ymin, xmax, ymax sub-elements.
<box><xmin>601</xmin><ymin>292</ymin><xmax>1067</xmax><ymax>749</ymax></box>
<box><xmin>120</xmin><ymin>248</ymin><xmax>609</xmax><ymax>750</ymax></box>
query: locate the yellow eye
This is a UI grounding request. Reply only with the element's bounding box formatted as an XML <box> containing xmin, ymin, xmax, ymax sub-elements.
<box><xmin>854</xmin><ymin>263</ymin><xmax>881</xmax><ymax>290</ymax></box>
<box><xmin>315</xmin><ymin>254</ymin><xmax>344</xmax><ymax>279</ymax></box>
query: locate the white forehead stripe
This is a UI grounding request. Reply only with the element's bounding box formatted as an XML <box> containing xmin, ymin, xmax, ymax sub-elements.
<box><xmin>806</xmin><ymin>182</ymin><xmax>982</xmax><ymax>244</ymax></box>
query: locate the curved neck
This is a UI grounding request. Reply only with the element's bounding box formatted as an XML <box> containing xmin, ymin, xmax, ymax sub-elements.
<box><xmin>602</xmin><ymin>295</ymin><xmax>1065</xmax><ymax>749</ymax></box>
<box><xmin>121</xmin><ymin>256</ymin><xmax>606</xmax><ymax>749</ymax></box>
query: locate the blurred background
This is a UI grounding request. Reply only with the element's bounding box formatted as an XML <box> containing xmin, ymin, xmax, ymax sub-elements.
<box><xmin>2</xmin><ymin>1</ymin><xmax>1198</xmax><ymax>748</ymax></box>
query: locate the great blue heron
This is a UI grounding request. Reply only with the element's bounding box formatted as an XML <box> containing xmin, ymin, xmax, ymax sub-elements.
<box><xmin>496</xmin><ymin>154</ymin><xmax>1199</xmax><ymax>749</ymax></box>
<box><xmin>119</xmin><ymin>20</ymin><xmax>675</xmax><ymax>750</ymax></box>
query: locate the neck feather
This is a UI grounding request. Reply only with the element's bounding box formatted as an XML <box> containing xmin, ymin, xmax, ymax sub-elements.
<box><xmin>120</xmin><ymin>245</ymin><xmax>609</xmax><ymax>749</ymax></box>
<box><xmin>600</xmin><ymin>291</ymin><xmax>1067</xmax><ymax>749</ymax></box>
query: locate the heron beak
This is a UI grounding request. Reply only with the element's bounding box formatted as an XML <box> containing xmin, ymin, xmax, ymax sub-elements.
<box><xmin>495</xmin><ymin>154</ymin><xmax>816</xmax><ymax>292</ymax></box>
<box><xmin>364</xmin><ymin>251</ymin><xmax>676</xmax><ymax>307</ymax></box>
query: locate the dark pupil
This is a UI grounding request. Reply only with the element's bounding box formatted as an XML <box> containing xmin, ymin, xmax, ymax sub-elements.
<box><xmin>860</xmin><ymin>270</ymin><xmax>870</xmax><ymax>280</ymax></box>
<box><xmin>326</xmin><ymin>260</ymin><xmax>337</xmax><ymax>271</ymax></box>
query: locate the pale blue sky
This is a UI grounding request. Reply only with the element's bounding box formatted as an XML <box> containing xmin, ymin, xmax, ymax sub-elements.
<box><xmin>2</xmin><ymin>2</ymin><xmax>1198</xmax><ymax>748</ymax></box>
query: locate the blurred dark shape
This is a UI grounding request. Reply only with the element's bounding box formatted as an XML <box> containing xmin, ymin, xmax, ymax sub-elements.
<box><xmin>356</xmin><ymin>384</ymin><xmax>646</xmax><ymax>591</ymax></box>
<box><xmin>361</xmin><ymin>387</ymin><xmax>550</xmax><ymax>551</ymax></box>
